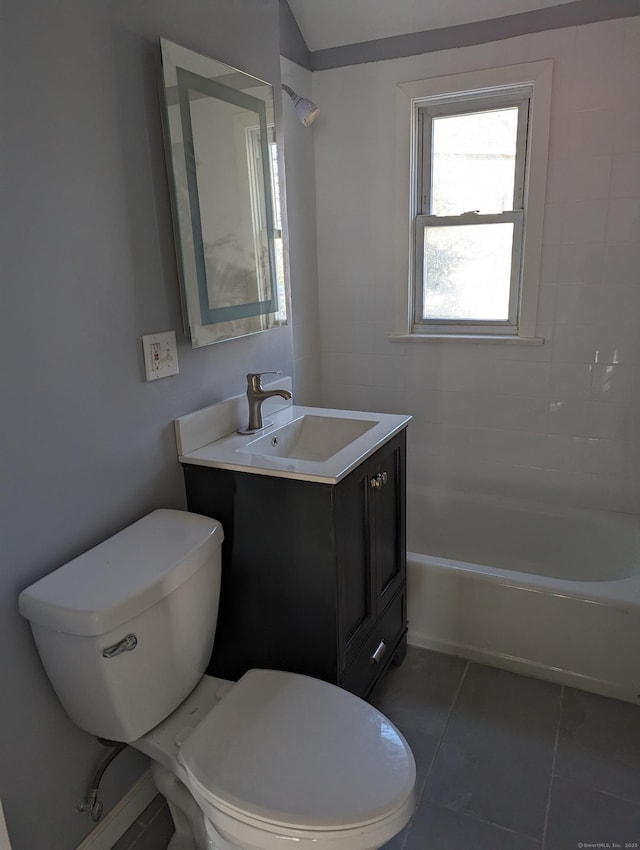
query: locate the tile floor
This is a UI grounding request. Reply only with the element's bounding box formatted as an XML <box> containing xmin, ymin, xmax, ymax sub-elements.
<box><xmin>113</xmin><ymin>647</ymin><xmax>640</xmax><ymax>849</ymax></box>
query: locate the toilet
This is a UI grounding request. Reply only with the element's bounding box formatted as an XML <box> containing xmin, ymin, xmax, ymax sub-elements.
<box><xmin>19</xmin><ymin>509</ymin><xmax>416</xmax><ymax>850</ymax></box>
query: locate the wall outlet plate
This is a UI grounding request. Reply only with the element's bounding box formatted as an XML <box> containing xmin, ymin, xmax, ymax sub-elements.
<box><xmin>142</xmin><ymin>331</ymin><xmax>179</xmax><ymax>381</ymax></box>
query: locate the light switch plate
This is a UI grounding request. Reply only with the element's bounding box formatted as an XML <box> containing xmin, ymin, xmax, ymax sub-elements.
<box><xmin>142</xmin><ymin>331</ymin><xmax>179</xmax><ymax>381</ymax></box>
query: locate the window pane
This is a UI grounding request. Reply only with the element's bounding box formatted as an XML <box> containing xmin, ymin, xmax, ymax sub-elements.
<box><xmin>431</xmin><ymin>108</ymin><xmax>518</xmax><ymax>216</ymax></box>
<box><xmin>423</xmin><ymin>222</ymin><xmax>514</xmax><ymax>321</ymax></box>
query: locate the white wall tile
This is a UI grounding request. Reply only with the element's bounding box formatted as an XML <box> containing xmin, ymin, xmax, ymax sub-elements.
<box><xmin>595</xmin><ymin>324</ymin><xmax>640</xmax><ymax>365</ymax></box>
<box><xmin>323</xmin><ymin>320</ymin><xmax>374</xmax><ymax>355</ymax></box>
<box><xmin>590</xmin><ymin>363</ymin><xmax>639</xmax><ymax>403</ymax></box>
<box><xmin>615</xmin><ymin>103</ymin><xmax>640</xmax><ymax>155</ymax></box>
<box><xmin>563</xmin><ymin>19</ymin><xmax>626</xmax><ymax>111</ymax></box>
<box><xmin>313</xmin><ymin>17</ymin><xmax>640</xmax><ymax>514</ymax></box>
<box><xmin>373</xmin><ymin>353</ymin><xmax>409</xmax><ymax>387</ymax></box>
<box><xmin>549</xmin><ymin>362</ymin><xmax>593</xmax><ymax>399</ymax></box>
<box><xmin>439</xmin><ymin>391</ymin><xmax>549</xmax><ymax>432</ymax></box>
<box><xmin>542</xmin><ymin>203</ymin><xmax>565</xmax><ymax>245</ymax></box>
<box><xmin>539</xmin><ymin>244</ymin><xmax>560</xmax><ymax>286</ymax></box>
<box><xmin>546</xmin><ymin>155</ymin><xmax>612</xmax><ymax>203</ymax></box>
<box><xmin>587</xmin><ymin>401</ymin><xmax>640</xmax><ymax>441</ymax></box>
<box><xmin>598</xmin><ymin>285</ymin><xmax>640</xmax><ymax>326</ymax></box>
<box><xmin>562</xmin><ymin>200</ymin><xmax>609</xmax><ymax>244</ymax></box>
<box><xmin>547</xmin><ymin>399</ymin><xmax>589</xmax><ymax>435</ymax></box>
<box><xmin>551</xmin><ymin>324</ymin><xmax>599</xmax><ymax>363</ymax></box>
<box><xmin>403</xmin><ymin>348</ymin><xmax>442</xmax><ymax>389</ymax></box>
<box><xmin>610</xmin><ymin>153</ymin><xmax>640</xmax><ymax>198</ymax></box>
<box><xmin>437</xmin><ymin>357</ymin><xmax>551</xmax><ymax>397</ymax></box>
<box><xmin>623</xmin><ymin>15</ymin><xmax>640</xmax><ymax>54</ymax></box>
<box><xmin>400</xmin><ymin>388</ymin><xmax>444</xmax><ymax>423</ymax></box>
<box><xmin>557</xmin><ymin>243</ymin><xmax>604</xmax><ymax>285</ymax></box>
<box><xmin>323</xmin><ymin>351</ymin><xmax>374</xmax><ymax>385</ymax></box>
<box><xmin>581</xmin><ymin>436</ymin><xmax>635</xmax><ymax>477</ymax></box>
<box><xmin>554</xmin><ymin>284</ymin><xmax>601</xmax><ymax>325</ymax></box>
<box><xmin>548</xmin><ymin>107</ymin><xmax>615</xmax><ymax>158</ymax></box>
<box><xmin>292</xmin><ymin>354</ymin><xmax>322</xmax><ymax>406</ymax></box>
<box><xmin>602</xmin><ymin>242</ymin><xmax>640</xmax><ymax>286</ymax></box>
<box><xmin>606</xmin><ymin>198</ymin><xmax>640</xmax><ymax>242</ymax></box>
<box><xmin>322</xmin><ymin>381</ymin><xmax>395</xmax><ymax>413</ymax></box>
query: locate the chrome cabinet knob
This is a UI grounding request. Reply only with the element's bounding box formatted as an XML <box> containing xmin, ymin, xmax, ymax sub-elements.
<box><xmin>369</xmin><ymin>472</ymin><xmax>388</xmax><ymax>489</ymax></box>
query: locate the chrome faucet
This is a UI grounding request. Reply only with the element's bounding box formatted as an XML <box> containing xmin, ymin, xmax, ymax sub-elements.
<box><xmin>238</xmin><ymin>372</ymin><xmax>292</xmax><ymax>434</ymax></box>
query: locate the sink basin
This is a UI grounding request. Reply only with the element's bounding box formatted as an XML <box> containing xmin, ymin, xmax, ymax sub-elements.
<box><xmin>237</xmin><ymin>415</ymin><xmax>377</xmax><ymax>462</ymax></box>
<box><xmin>175</xmin><ymin>399</ymin><xmax>411</xmax><ymax>484</ymax></box>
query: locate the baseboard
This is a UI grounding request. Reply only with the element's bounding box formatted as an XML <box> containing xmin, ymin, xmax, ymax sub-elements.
<box><xmin>407</xmin><ymin>630</ymin><xmax>638</xmax><ymax>704</ymax></box>
<box><xmin>75</xmin><ymin>770</ymin><xmax>157</xmax><ymax>850</ymax></box>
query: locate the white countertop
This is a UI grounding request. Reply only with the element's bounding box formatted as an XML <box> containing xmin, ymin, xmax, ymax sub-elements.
<box><xmin>178</xmin><ymin>404</ymin><xmax>411</xmax><ymax>484</ymax></box>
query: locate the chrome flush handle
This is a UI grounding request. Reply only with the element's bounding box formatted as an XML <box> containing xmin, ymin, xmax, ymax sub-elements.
<box><xmin>102</xmin><ymin>634</ymin><xmax>137</xmax><ymax>659</ymax></box>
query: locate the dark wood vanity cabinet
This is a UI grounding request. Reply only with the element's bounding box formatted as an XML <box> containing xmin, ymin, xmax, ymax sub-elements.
<box><xmin>182</xmin><ymin>429</ymin><xmax>407</xmax><ymax>699</ymax></box>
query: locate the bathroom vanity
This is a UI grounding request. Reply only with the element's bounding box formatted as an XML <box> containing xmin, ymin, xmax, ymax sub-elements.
<box><xmin>176</xmin><ymin>401</ymin><xmax>410</xmax><ymax>698</ymax></box>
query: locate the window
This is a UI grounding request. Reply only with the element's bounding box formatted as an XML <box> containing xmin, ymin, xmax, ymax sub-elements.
<box><xmin>393</xmin><ymin>62</ymin><xmax>553</xmax><ymax>342</ymax></box>
<box><xmin>246</xmin><ymin>125</ymin><xmax>287</xmax><ymax>321</ymax></box>
<box><xmin>416</xmin><ymin>91</ymin><xmax>529</xmax><ymax>334</ymax></box>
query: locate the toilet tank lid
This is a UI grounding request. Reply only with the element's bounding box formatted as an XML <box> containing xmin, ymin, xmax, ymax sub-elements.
<box><xmin>18</xmin><ymin>510</ymin><xmax>223</xmax><ymax>637</ymax></box>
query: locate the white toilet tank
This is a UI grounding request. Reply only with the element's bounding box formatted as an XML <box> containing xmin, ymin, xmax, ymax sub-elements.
<box><xmin>19</xmin><ymin>509</ymin><xmax>223</xmax><ymax>743</ymax></box>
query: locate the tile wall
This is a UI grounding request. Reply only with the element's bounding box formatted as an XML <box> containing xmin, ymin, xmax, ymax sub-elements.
<box><xmin>312</xmin><ymin>16</ymin><xmax>640</xmax><ymax>513</ymax></box>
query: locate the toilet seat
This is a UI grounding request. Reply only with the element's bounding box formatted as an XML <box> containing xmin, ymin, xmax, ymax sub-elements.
<box><xmin>201</xmin><ymin>794</ymin><xmax>415</xmax><ymax>850</ymax></box>
<box><xmin>178</xmin><ymin>669</ymin><xmax>416</xmax><ymax>848</ymax></box>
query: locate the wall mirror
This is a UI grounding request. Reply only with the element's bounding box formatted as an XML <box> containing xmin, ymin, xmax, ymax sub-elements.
<box><xmin>159</xmin><ymin>39</ymin><xmax>286</xmax><ymax>347</ymax></box>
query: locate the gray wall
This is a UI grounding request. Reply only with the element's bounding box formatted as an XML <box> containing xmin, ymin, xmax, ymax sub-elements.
<box><xmin>1</xmin><ymin>1</ymin><xmax>293</xmax><ymax>848</ymax></box>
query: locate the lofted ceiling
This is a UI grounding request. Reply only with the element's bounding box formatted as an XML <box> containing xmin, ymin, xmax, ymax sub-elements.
<box><xmin>286</xmin><ymin>0</ymin><xmax>577</xmax><ymax>51</ymax></box>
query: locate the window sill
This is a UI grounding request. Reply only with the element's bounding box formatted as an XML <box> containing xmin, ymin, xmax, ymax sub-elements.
<box><xmin>388</xmin><ymin>333</ymin><xmax>545</xmax><ymax>345</ymax></box>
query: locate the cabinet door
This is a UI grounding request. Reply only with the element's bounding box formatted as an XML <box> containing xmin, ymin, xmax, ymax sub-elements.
<box><xmin>335</xmin><ymin>460</ymin><xmax>376</xmax><ymax>668</ymax></box>
<box><xmin>184</xmin><ymin>465</ymin><xmax>340</xmax><ymax>683</ymax></box>
<box><xmin>370</xmin><ymin>432</ymin><xmax>406</xmax><ymax>611</ymax></box>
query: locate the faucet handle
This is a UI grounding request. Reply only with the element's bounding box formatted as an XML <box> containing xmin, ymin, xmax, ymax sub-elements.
<box><xmin>247</xmin><ymin>371</ymin><xmax>282</xmax><ymax>388</ymax></box>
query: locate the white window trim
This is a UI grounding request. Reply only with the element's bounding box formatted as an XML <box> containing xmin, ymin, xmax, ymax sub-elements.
<box><xmin>391</xmin><ymin>60</ymin><xmax>553</xmax><ymax>344</ymax></box>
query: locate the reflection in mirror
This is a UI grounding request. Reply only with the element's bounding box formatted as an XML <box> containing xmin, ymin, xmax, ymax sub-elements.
<box><xmin>160</xmin><ymin>39</ymin><xmax>286</xmax><ymax>347</ymax></box>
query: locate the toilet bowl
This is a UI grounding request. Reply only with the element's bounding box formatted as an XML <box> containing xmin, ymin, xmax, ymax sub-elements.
<box><xmin>19</xmin><ymin>510</ymin><xmax>416</xmax><ymax>850</ymax></box>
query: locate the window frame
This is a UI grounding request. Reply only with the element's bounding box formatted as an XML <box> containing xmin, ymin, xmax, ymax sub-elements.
<box><xmin>392</xmin><ymin>61</ymin><xmax>553</xmax><ymax>344</ymax></box>
<box><xmin>245</xmin><ymin>123</ymin><xmax>288</xmax><ymax>323</ymax></box>
<box><xmin>415</xmin><ymin>210</ymin><xmax>525</xmax><ymax>334</ymax></box>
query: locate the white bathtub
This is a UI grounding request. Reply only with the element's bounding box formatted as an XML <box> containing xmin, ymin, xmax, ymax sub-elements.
<box><xmin>406</xmin><ymin>488</ymin><xmax>640</xmax><ymax>704</ymax></box>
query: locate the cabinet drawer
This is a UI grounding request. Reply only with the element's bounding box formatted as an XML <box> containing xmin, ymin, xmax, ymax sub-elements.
<box><xmin>341</xmin><ymin>591</ymin><xmax>406</xmax><ymax>698</ymax></box>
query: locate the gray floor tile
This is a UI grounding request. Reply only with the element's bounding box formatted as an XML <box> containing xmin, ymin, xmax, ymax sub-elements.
<box><xmin>136</xmin><ymin>793</ymin><xmax>168</xmax><ymax>826</ymax></box>
<box><xmin>127</xmin><ymin>803</ymin><xmax>173</xmax><ymax>849</ymax></box>
<box><xmin>382</xmin><ymin>823</ymin><xmax>410</xmax><ymax>850</ymax></box>
<box><xmin>545</xmin><ymin>777</ymin><xmax>640</xmax><ymax>850</ymax></box>
<box><xmin>405</xmin><ymin>802</ymin><xmax>541</xmax><ymax>850</ymax></box>
<box><xmin>111</xmin><ymin>797</ymin><xmax>173</xmax><ymax>850</ymax></box>
<box><xmin>423</xmin><ymin>664</ymin><xmax>561</xmax><ymax>840</ymax></box>
<box><xmin>369</xmin><ymin>646</ymin><xmax>467</xmax><ymax>733</ymax></box>
<box><xmin>395</xmin><ymin>722</ymin><xmax>443</xmax><ymax>800</ymax></box>
<box><xmin>111</xmin><ymin>820</ymin><xmax>144</xmax><ymax>850</ymax></box>
<box><xmin>555</xmin><ymin>687</ymin><xmax>640</xmax><ymax>804</ymax></box>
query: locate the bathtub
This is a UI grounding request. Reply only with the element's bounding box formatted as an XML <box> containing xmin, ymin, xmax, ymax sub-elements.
<box><xmin>406</xmin><ymin>488</ymin><xmax>640</xmax><ymax>704</ymax></box>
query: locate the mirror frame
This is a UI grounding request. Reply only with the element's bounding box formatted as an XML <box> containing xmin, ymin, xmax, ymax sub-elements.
<box><xmin>159</xmin><ymin>39</ymin><xmax>284</xmax><ymax>347</ymax></box>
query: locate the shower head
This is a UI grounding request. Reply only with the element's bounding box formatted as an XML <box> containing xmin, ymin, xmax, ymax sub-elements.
<box><xmin>282</xmin><ymin>83</ymin><xmax>320</xmax><ymax>127</ymax></box>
